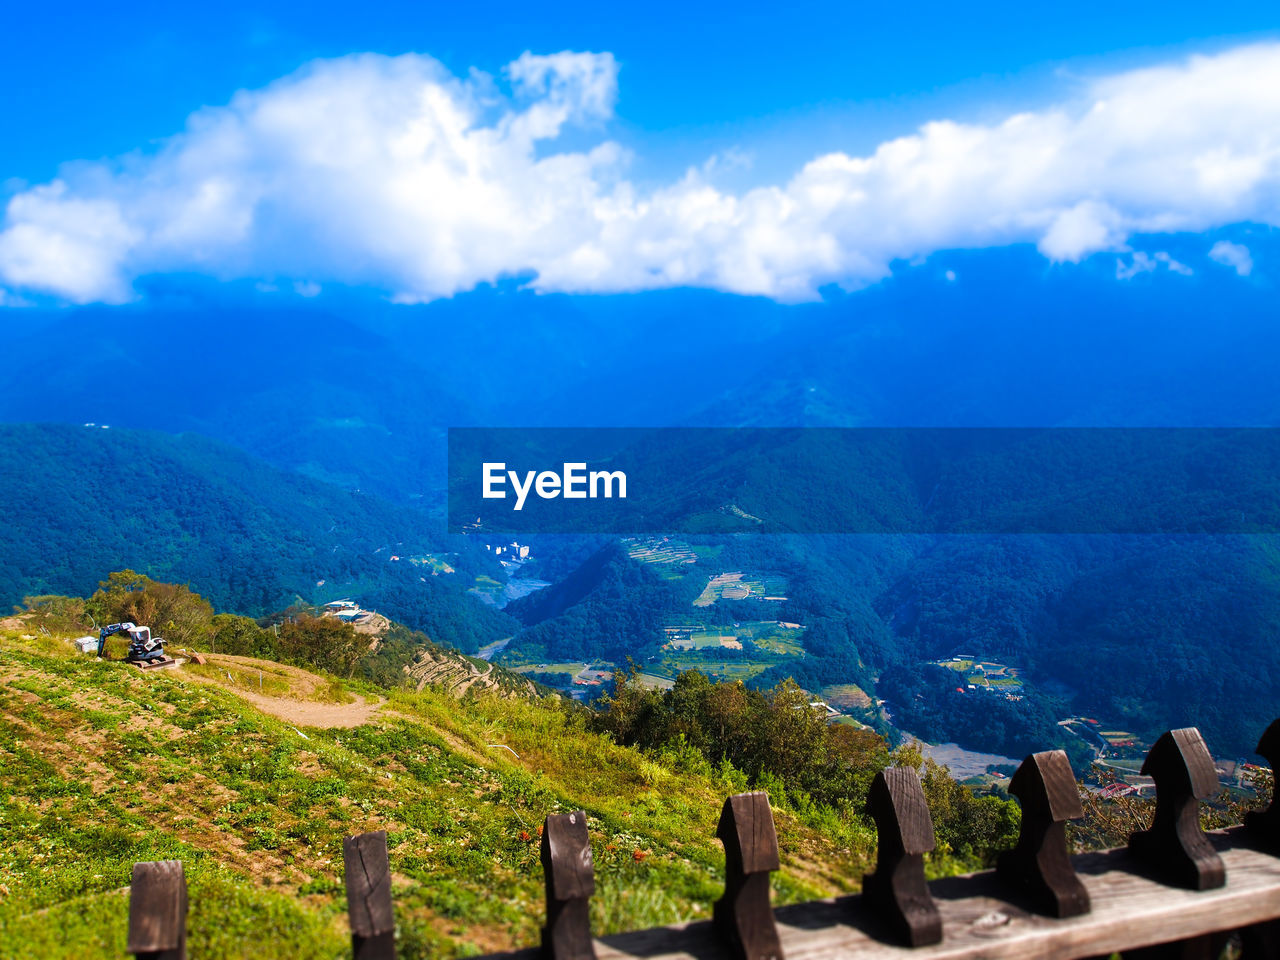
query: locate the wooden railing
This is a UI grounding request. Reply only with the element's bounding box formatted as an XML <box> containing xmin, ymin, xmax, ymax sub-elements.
<box><xmin>124</xmin><ymin>720</ymin><xmax>1280</xmax><ymax>960</ymax></box>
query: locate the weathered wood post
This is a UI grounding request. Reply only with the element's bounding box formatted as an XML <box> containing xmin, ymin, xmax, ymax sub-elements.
<box><xmin>997</xmin><ymin>749</ymin><xmax>1090</xmax><ymax>917</ymax></box>
<box><xmin>344</xmin><ymin>830</ymin><xmax>396</xmax><ymax>960</ymax></box>
<box><xmin>541</xmin><ymin>811</ymin><xmax>596</xmax><ymax>960</ymax></box>
<box><xmin>127</xmin><ymin>860</ymin><xmax>187</xmax><ymax>960</ymax></box>
<box><xmin>1245</xmin><ymin>718</ymin><xmax>1280</xmax><ymax>851</ymax></box>
<box><xmin>1129</xmin><ymin>728</ymin><xmax>1225</xmax><ymax>890</ymax></box>
<box><xmin>862</xmin><ymin>766</ymin><xmax>942</xmax><ymax>947</ymax></box>
<box><xmin>714</xmin><ymin>791</ymin><xmax>784</xmax><ymax>960</ymax></box>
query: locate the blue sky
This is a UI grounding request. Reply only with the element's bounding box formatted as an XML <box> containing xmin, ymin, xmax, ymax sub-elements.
<box><xmin>1</xmin><ymin>3</ymin><xmax>1277</xmax><ymax>306</ymax></box>
<box><xmin>7</xmin><ymin>1</ymin><xmax>1275</xmax><ymax>185</ymax></box>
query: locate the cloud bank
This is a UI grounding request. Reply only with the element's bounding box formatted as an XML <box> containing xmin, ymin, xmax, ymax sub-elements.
<box><xmin>2</xmin><ymin>43</ymin><xmax>1278</xmax><ymax>304</ymax></box>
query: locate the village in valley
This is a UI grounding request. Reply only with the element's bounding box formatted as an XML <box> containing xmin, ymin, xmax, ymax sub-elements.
<box><xmin>342</xmin><ymin>533</ymin><xmax>1270</xmax><ymax>801</ymax></box>
<box><xmin>492</xmin><ymin>537</ymin><xmax>873</xmax><ymax>729</ymax></box>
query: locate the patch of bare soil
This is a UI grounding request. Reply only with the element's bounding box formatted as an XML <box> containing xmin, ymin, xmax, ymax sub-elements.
<box><xmin>225</xmin><ymin>687</ymin><xmax>384</xmax><ymax>728</ymax></box>
<box><xmin>180</xmin><ymin>654</ymin><xmax>384</xmax><ymax>728</ymax></box>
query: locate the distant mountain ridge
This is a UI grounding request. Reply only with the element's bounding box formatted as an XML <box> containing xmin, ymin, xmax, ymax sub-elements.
<box><xmin>6</xmin><ymin>239</ymin><xmax>1278</xmax><ymax>511</ymax></box>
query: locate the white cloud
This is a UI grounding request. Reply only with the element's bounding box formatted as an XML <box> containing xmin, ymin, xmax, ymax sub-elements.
<box><xmin>1115</xmin><ymin>250</ymin><xmax>1193</xmax><ymax>280</ymax></box>
<box><xmin>2</xmin><ymin>43</ymin><xmax>1279</xmax><ymax>305</ymax></box>
<box><xmin>1209</xmin><ymin>239</ymin><xmax>1254</xmax><ymax>276</ymax></box>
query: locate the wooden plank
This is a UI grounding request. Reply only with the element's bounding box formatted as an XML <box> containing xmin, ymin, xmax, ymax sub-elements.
<box><xmin>476</xmin><ymin>827</ymin><xmax>1280</xmax><ymax>960</ymax></box>
<box><xmin>127</xmin><ymin>860</ymin><xmax>187</xmax><ymax>960</ymax></box>
<box><xmin>344</xmin><ymin>830</ymin><xmax>396</xmax><ymax>960</ymax></box>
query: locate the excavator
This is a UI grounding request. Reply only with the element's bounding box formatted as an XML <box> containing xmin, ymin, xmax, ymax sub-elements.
<box><xmin>96</xmin><ymin>622</ymin><xmax>171</xmax><ymax>665</ymax></box>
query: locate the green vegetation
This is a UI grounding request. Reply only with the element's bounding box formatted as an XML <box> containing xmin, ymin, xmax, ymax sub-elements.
<box><xmin>0</xmin><ymin>627</ymin><xmax>882</xmax><ymax>959</ymax></box>
<box><xmin>12</xmin><ymin>420</ymin><xmax>1277</xmax><ymax>758</ymax></box>
<box><xmin>595</xmin><ymin>668</ymin><xmax>1021</xmax><ymax>865</ymax></box>
<box><xmin>879</xmin><ymin>663</ymin><xmax>1091</xmax><ymax>769</ymax></box>
<box><xmin>1</xmin><ymin>560</ymin><xmax>1272</xmax><ymax>958</ymax></box>
<box><xmin>0</xmin><ymin>423</ymin><xmax>516</xmax><ymax>654</ymax></box>
<box><xmin>511</xmin><ymin>529</ymin><xmax>1280</xmax><ymax>760</ymax></box>
<box><xmin>503</xmin><ymin>543</ymin><xmax>702</xmax><ymax>664</ymax></box>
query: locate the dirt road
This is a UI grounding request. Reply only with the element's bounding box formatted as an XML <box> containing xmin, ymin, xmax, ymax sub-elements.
<box><xmin>181</xmin><ymin>653</ymin><xmax>385</xmax><ymax>729</ymax></box>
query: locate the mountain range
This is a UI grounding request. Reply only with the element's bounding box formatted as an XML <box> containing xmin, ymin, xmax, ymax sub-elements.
<box><xmin>2</xmin><ymin>236</ymin><xmax>1278</xmax><ymax>757</ymax></box>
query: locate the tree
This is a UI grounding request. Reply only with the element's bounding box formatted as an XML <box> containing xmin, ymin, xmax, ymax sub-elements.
<box><xmin>895</xmin><ymin>745</ymin><xmax>1021</xmax><ymax>867</ymax></box>
<box><xmin>88</xmin><ymin>570</ymin><xmax>214</xmax><ymax>647</ymax></box>
<box><xmin>754</xmin><ymin>679</ymin><xmax>830</xmax><ymax>787</ymax></box>
<box><xmin>210</xmin><ymin>613</ymin><xmax>277</xmax><ymax>658</ymax></box>
<box><xmin>278</xmin><ymin>614</ymin><xmax>363</xmax><ymax>678</ymax></box>
<box><xmin>595</xmin><ymin>662</ymin><xmax>666</xmax><ymax>748</ymax></box>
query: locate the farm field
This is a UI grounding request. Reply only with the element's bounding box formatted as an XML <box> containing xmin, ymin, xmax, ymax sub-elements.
<box><xmin>625</xmin><ymin>537</ymin><xmax>699</xmax><ymax>565</ymax></box>
<box><xmin>468</xmin><ymin>574</ymin><xmax>505</xmax><ymax>600</ymax></box>
<box><xmin>632</xmin><ymin>671</ymin><xmax>676</xmax><ymax>691</ymax></box>
<box><xmin>651</xmin><ymin>653</ymin><xmax>775</xmax><ymax>684</ymax></box>
<box><xmin>660</xmin><ymin>620</ymin><xmax>805</xmax><ymax>657</ymax></box>
<box><xmin>665</xmin><ymin>631</ymin><xmax>743</xmax><ymax>651</ymax></box>
<box><xmin>737</xmin><ymin>621</ymin><xmax>806</xmax><ymax>656</ymax></box>
<box><xmin>693</xmin><ymin>572</ymin><xmax>788</xmax><ymax>607</ymax></box>
<box><xmin>822</xmin><ymin>684</ymin><xmax>872</xmax><ymax>710</ymax></box>
<box><xmin>832</xmin><ymin>716</ymin><xmax>872</xmax><ymax>730</ymax></box>
<box><xmin>408</xmin><ymin>554</ymin><xmax>456</xmax><ymax>574</ymax></box>
<box><xmin>509</xmin><ymin>661</ymin><xmax>592</xmax><ymax>676</ymax></box>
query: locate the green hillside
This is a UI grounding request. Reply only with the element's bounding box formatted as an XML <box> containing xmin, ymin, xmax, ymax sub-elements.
<box><xmin>0</xmin><ymin>423</ymin><xmax>515</xmax><ymax>652</ymax></box>
<box><xmin>0</xmin><ymin>624</ymin><xmax>876</xmax><ymax>959</ymax></box>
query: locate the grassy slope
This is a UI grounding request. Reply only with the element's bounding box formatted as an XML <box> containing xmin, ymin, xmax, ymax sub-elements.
<box><xmin>0</xmin><ymin>629</ymin><xmax>874</xmax><ymax>959</ymax></box>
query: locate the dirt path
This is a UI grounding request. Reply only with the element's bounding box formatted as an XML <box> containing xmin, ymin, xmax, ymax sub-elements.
<box><xmin>180</xmin><ymin>654</ymin><xmax>385</xmax><ymax>729</ymax></box>
<box><xmin>220</xmin><ymin>686</ymin><xmax>384</xmax><ymax>728</ymax></box>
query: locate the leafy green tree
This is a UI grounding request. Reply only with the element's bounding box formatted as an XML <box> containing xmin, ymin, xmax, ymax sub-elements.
<box><xmin>895</xmin><ymin>745</ymin><xmax>1021</xmax><ymax>867</ymax></box>
<box><xmin>278</xmin><ymin>614</ymin><xmax>363</xmax><ymax>678</ymax></box>
<box><xmin>88</xmin><ymin>570</ymin><xmax>214</xmax><ymax>647</ymax></box>
<box><xmin>210</xmin><ymin>613</ymin><xmax>278</xmax><ymax>658</ymax></box>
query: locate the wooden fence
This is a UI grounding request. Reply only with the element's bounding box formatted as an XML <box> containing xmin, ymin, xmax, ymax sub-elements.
<box><xmin>125</xmin><ymin>720</ymin><xmax>1280</xmax><ymax>959</ymax></box>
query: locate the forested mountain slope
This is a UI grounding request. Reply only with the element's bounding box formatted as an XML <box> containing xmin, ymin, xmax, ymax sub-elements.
<box><xmin>0</xmin><ymin>423</ymin><xmax>514</xmax><ymax>651</ymax></box>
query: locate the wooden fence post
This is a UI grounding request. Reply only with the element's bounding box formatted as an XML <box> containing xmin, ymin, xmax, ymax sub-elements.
<box><xmin>541</xmin><ymin>811</ymin><xmax>596</xmax><ymax>960</ymax></box>
<box><xmin>1245</xmin><ymin>718</ymin><xmax>1280</xmax><ymax>851</ymax></box>
<box><xmin>344</xmin><ymin>830</ymin><xmax>396</xmax><ymax>960</ymax></box>
<box><xmin>862</xmin><ymin>766</ymin><xmax>942</xmax><ymax>947</ymax></box>
<box><xmin>1129</xmin><ymin>728</ymin><xmax>1225</xmax><ymax>891</ymax></box>
<box><xmin>998</xmin><ymin>749</ymin><xmax>1090</xmax><ymax>917</ymax></box>
<box><xmin>127</xmin><ymin>860</ymin><xmax>187</xmax><ymax>960</ymax></box>
<box><xmin>714</xmin><ymin>791</ymin><xmax>784</xmax><ymax>960</ymax></box>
